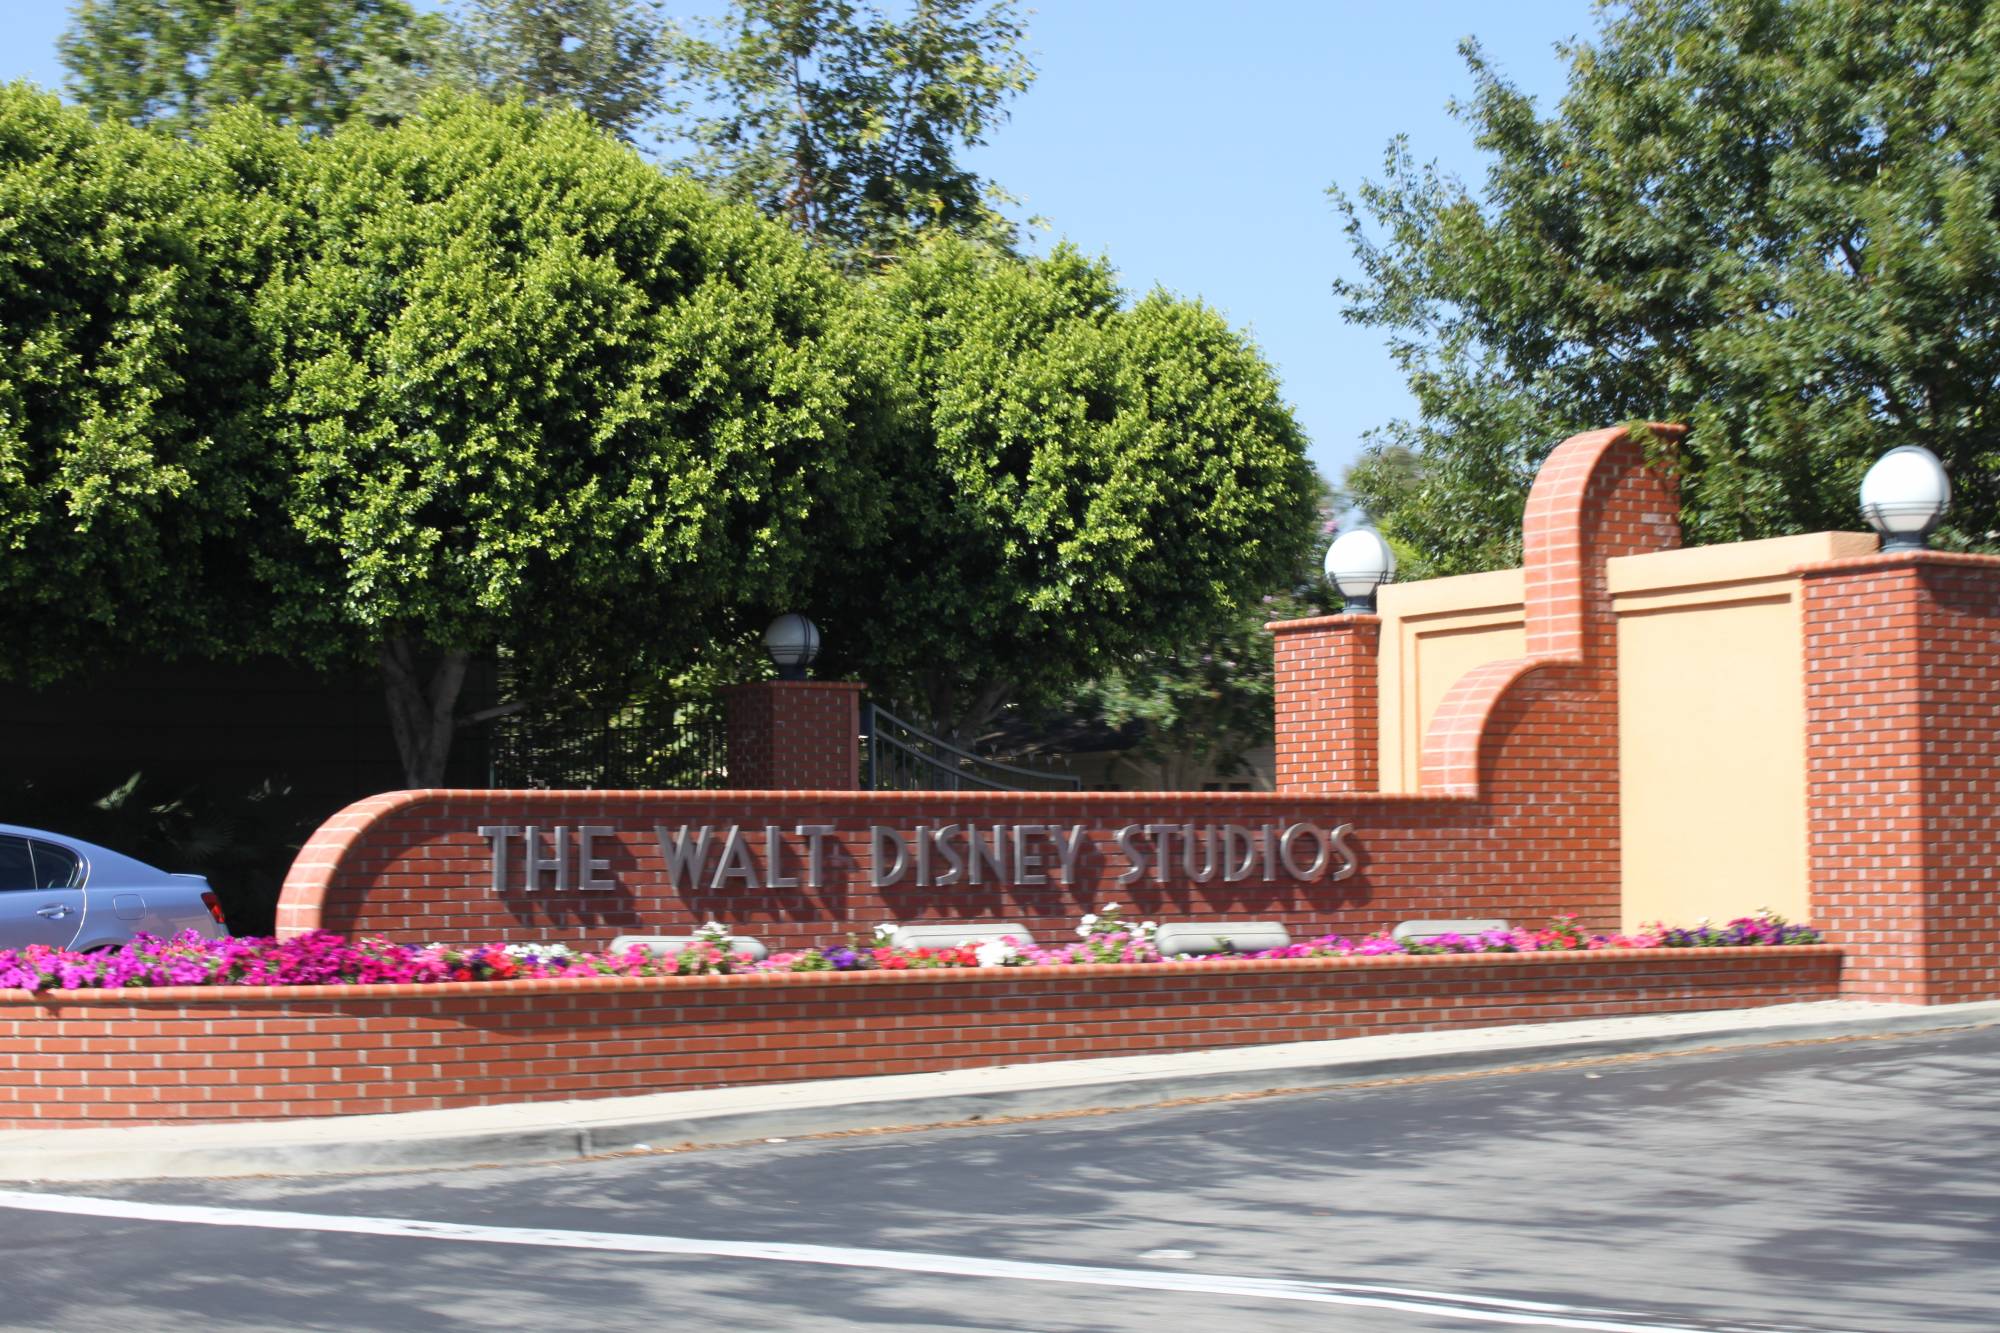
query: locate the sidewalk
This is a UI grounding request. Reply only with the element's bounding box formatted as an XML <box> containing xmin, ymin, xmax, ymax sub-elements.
<box><xmin>7</xmin><ymin>999</ymin><xmax>1998</xmax><ymax>1183</ymax></box>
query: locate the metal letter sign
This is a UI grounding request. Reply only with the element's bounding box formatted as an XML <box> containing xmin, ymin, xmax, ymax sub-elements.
<box><xmin>479</xmin><ymin>821</ymin><xmax>1358</xmax><ymax>894</ymax></box>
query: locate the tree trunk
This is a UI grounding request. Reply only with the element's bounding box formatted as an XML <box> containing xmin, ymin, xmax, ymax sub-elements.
<box><xmin>921</xmin><ymin>673</ymin><xmax>1013</xmax><ymax>747</ymax></box>
<box><xmin>378</xmin><ymin>637</ymin><xmax>471</xmax><ymax>789</ymax></box>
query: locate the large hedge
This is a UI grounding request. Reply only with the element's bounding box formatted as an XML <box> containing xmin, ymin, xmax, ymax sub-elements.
<box><xmin>1</xmin><ymin>86</ymin><xmax>1319</xmax><ymax>779</ymax></box>
<box><xmin>0</xmin><ymin>84</ymin><xmax>281</xmax><ymax>680</ymax></box>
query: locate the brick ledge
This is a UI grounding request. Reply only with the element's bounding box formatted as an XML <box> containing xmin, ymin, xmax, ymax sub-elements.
<box><xmin>1</xmin><ymin>944</ymin><xmax>1843</xmax><ymax>1007</ymax></box>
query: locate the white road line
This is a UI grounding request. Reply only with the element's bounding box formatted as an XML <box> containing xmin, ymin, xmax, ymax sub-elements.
<box><xmin>0</xmin><ymin>1190</ymin><xmax>1843</xmax><ymax>1333</ymax></box>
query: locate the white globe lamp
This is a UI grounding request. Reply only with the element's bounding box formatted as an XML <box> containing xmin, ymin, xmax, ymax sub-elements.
<box><xmin>1860</xmin><ymin>445</ymin><xmax>1951</xmax><ymax>551</ymax></box>
<box><xmin>1324</xmin><ymin>526</ymin><xmax>1397</xmax><ymax>614</ymax></box>
<box><xmin>763</xmin><ymin>613</ymin><xmax>821</xmax><ymax>680</ymax></box>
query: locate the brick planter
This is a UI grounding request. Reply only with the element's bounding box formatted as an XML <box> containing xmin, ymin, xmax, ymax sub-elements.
<box><xmin>0</xmin><ymin>947</ymin><xmax>1841</xmax><ymax>1127</ymax></box>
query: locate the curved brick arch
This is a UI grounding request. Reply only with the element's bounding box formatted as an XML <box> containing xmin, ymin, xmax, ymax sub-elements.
<box><xmin>276</xmin><ymin>789</ymin><xmax>452</xmax><ymax>937</ymax></box>
<box><xmin>1419</xmin><ymin>423</ymin><xmax>1683</xmax><ymax>796</ymax></box>
<box><xmin>1522</xmin><ymin>424</ymin><xmax>1682</xmax><ymax>658</ymax></box>
<box><xmin>1417</xmin><ymin>659</ymin><xmax>1545</xmax><ymax>798</ymax></box>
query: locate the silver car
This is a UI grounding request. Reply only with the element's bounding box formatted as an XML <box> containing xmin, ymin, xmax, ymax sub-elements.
<box><xmin>0</xmin><ymin>823</ymin><xmax>231</xmax><ymax>951</ymax></box>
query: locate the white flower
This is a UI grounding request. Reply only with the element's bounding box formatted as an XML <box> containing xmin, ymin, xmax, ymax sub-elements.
<box><xmin>872</xmin><ymin>922</ymin><xmax>899</xmax><ymax>944</ymax></box>
<box><xmin>1100</xmin><ymin>902</ymin><xmax>1121</xmax><ymax>914</ymax></box>
<box><xmin>975</xmin><ymin>941</ymin><xmax>1019</xmax><ymax>968</ymax></box>
<box><xmin>1140</xmin><ymin>921</ymin><xmax>1159</xmax><ymax>934</ymax></box>
<box><xmin>496</xmin><ymin>941</ymin><xmax>572</xmax><ymax>959</ymax></box>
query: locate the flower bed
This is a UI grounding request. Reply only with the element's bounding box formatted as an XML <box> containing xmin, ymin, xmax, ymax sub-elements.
<box><xmin>0</xmin><ymin>907</ymin><xmax>1820</xmax><ymax>994</ymax></box>
<box><xmin>0</xmin><ymin>941</ymin><xmax>1845</xmax><ymax>1128</ymax></box>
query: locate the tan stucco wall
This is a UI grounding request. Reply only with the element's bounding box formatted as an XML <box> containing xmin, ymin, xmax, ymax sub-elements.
<box><xmin>1372</xmin><ymin>530</ymin><xmax>1877</xmax><ymax>929</ymax></box>
<box><xmin>1375</xmin><ymin>569</ymin><xmax>1525</xmax><ymax>794</ymax></box>
<box><xmin>1610</xmin><ymin>531</ymin><xmax>1874</xmax><ymax>931</ymax></box>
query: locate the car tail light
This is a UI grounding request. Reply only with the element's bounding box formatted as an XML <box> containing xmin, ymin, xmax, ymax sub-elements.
<box><xmin>200</xmin><ymin>891</ymin><xmax>227</xmax><ymax>926</ymax></box>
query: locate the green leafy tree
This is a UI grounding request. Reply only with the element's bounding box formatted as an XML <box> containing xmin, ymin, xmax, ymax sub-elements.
<box><xmin>236</xmin><ymin>95</ymin><xmax>871</xmax><ymax>785</ymax></box>
<box><xmin>1057</xmin><ymin>581</ymin><xmax>1324</xmax><ymax>791</ymax></box>
<box><xmin>452</xmin><ymin>0</ymin><xmax>681</xmax><ymax>143</ymax></box>
<box><xmin>58</xmin><ymin>0</ymin><xmax>444</xmax><ymax>135</ymax></box>
<box><xmin>1033</xmin><ymin>474</ymin><xmax>1332</xmax><ymax>789</ymax></box>
<box><xmin>1338</xmin><ymin>440</ymin><xmax>1436</xmax><ymax>569</ymax></box>
<box><xmin>1335</xmin><ymin>0</ymin><xmax>2000</xmax><ymax>572</ymax></box>
<box><xmin>816</xmin><ymin>236</ymin><xmax>1319</xmax><ymax>740</ymax></box>
<box><xmin>678</xmin><ymin>0</ymin><xmax>1034</xmax><ymax>264</ymax></box>
<box><xmin>0</xmin><ymin>84</ymin><xmax>284</xmax><ymax>681</ymax></box>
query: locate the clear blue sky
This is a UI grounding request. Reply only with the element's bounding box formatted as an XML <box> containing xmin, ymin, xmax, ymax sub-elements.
<box><xmin>1</xmin><ymin>1</ymin><xmax>1600</xmax><ymax>485</ymax></box>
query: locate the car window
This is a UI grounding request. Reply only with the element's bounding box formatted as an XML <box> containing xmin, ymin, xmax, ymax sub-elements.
<box><xmin>0</xmin><ymin>837</ymin><xmax>34</xmax><ymax>892</ymax></box>
<box><xmin>28</xmin><ymin>841</ymin><xmax>82</xmax><ymax>891</ymax></box>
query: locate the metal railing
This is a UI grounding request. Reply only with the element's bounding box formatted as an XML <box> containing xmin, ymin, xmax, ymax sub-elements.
<box><xmin>863</xmin><ymin>703</ymin><xmax>1082</xmax><ymax>792</ymax></box>
<box><xmin>483</xmin><ymin>697</ymin><xmax>729</xmax><ymax>790</ymax></box>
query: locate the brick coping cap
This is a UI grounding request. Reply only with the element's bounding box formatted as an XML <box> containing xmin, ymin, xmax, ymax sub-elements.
<box><xmin>0</xmin><ymin>944</ymin><xmax>1841</xmax><ymax>1007</ymax></box>
<box><xmin>1267</xmin><ymin>613</ymin><xmax>1381</xmax><ymax>635</ymax></box>
<box><xmin>718</xmin><ymin>680</ymin><xmax>867</xmax><ymax>693</ymax></box>
<box><xmin>1796</xmin><ymin>550</ymin><xmax>2000</xmax><ymax>576</ymax></box>
<box><xmin>312</xmin><ymin>787</ymin><xmax>1471</xmax><ymax>810</ymax></box>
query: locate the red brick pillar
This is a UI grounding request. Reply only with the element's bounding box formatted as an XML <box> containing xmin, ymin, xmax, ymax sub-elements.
<box><xmin>723</xmin><ymin>681</ymin><xmax>866</xmax><ymax>790</ymax></box>
<box><xmin>1801</xmin><ymin>551</ymin><xmax>2000</xmax><ymax>1003</ymax></box>
<box><xmin>1269</xmin><ymin>614</ymin><xmax>1380</xmax><ymax>793</ymax></box>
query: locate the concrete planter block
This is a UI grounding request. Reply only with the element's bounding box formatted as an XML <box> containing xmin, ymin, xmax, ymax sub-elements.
<box><xmin>1392</xmin><ymin>920</ymin><xmax>1510</xmax><ymax>943</ymax></box>
<box><xmin>890</xmin><ymin>923</ymin><xmax>1037</xmax><ymax>950</ymax></box>
<box><xmin>610</xmin><ymin>934</ymin><xmax>769</xmax><ymax>961</ymax></box>
<box><xmin>1154</xmin><ymin>922</ymin><xmax>1293</xmax><ymax>956</ymax></box>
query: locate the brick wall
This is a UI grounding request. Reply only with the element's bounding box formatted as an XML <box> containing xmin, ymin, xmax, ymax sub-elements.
<box><xmin>270</xmin><ymin>787</ymin><xmax>1573</xmax><ymax>949</ymax></box>
<box><xmin>279</xmin><ymin>427</ymin><xmax>1689</xmax><ymax>952</ymax></box>
<box><xmin>1803</xmin><ymin>552</ymin><xmax>2000</xmax><ymax>1003</ymax></box>
<box><xmin>722</xmin><ymin>681</ymin><xmax>864</xmax><ymax>789</ymax></box>
<box><xmin>1270</xmin><ymin>614</ymin><xmax>1379</xmax><ymax>791</ymax></box>
<box><xmin>0</xmin><ymin>947</ymin><xmax>1840</xmax><ymax>1127</ymax></box>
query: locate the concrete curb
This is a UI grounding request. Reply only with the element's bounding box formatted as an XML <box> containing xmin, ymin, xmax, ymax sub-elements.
<box><xmin>6</xmin><ymin>999</ymin><xmax>1998</xmax><ymax>1182</ymax></box>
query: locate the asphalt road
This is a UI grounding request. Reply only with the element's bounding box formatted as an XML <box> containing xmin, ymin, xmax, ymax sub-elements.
<box><xmin>2</xmin><ymin>1025</ymin><xmax>1997</xmax><ymax>1333</ymax></box>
